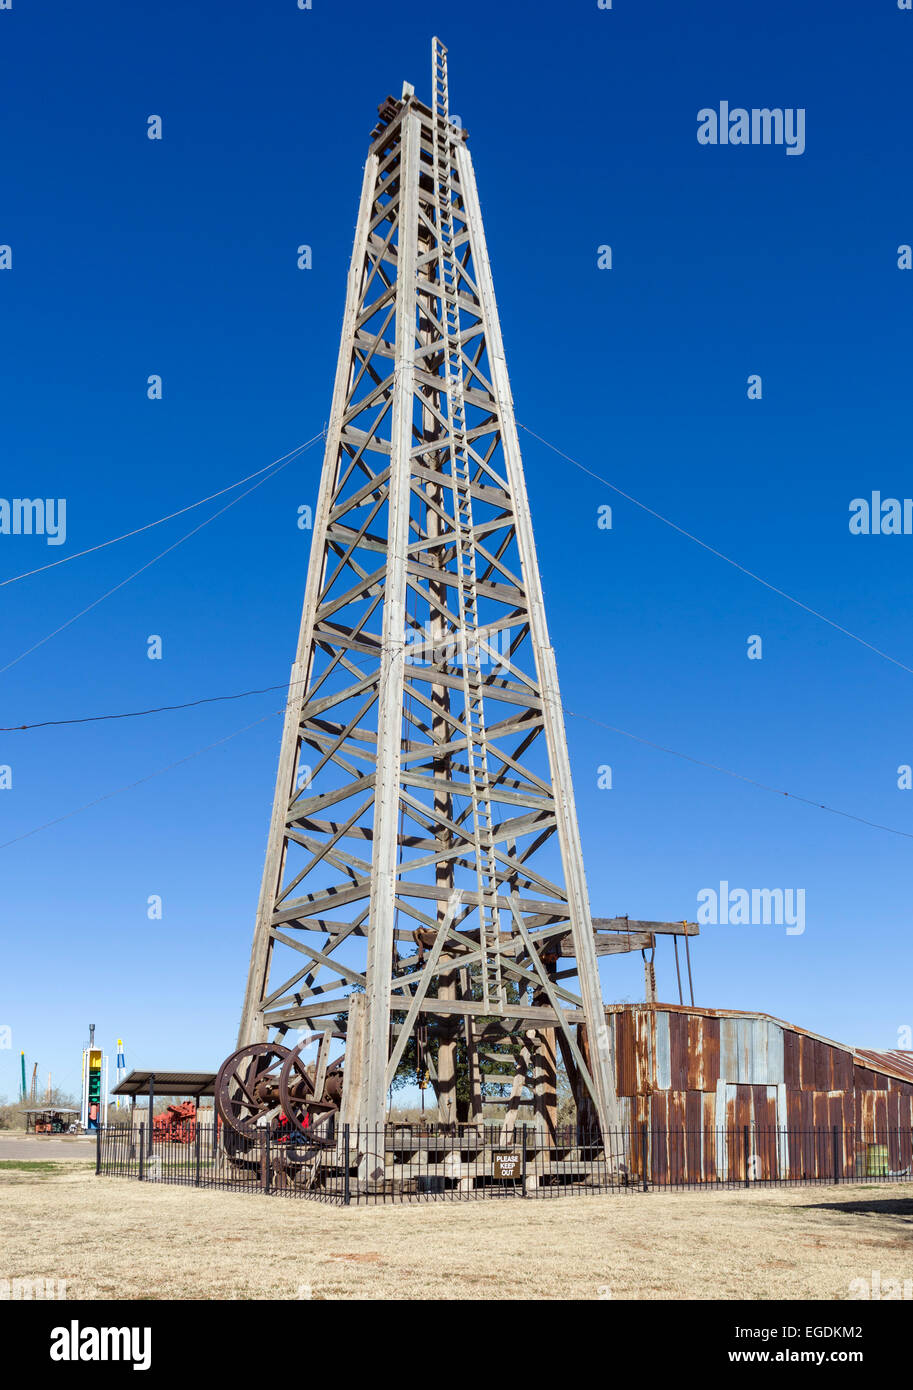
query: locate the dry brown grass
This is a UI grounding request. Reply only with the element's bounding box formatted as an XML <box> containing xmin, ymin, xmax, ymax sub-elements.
<box><xmin>1</xmin><ymin>1162</ymin><xmax>911</xmax><ymax>1300</ymax></box>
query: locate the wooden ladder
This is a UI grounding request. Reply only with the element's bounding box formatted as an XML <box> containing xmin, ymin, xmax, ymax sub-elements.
<box><xmin>431</xmin><ymin>37</ymin><xmax>503</xmax><ymax>1009</ymax></box>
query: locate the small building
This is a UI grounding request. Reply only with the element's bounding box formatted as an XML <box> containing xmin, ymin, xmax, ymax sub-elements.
<box><xmin>593</xmin><ymin>1003</ymin><xmax>913</xmax><ymax>1182</ymax></box>
<box><xmin>23</xmin><ymin>1108</ymin><xmax>80</xmax><ymax>1135</ymax></box>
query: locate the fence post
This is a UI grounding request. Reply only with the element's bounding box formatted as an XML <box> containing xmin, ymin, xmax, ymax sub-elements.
<box><xmin>263</xmin><ymin>1127</ymin><xmax>271</xmax><ymax>1194</ymax></box>
<box><xmin>743</xmin><ymin>1125</ymin><xmax>750</xmax><ymax>1188</ymax></box>
<box><xmin>832</xmin><ymin>1125</ymin><xmax>840</xmax><ymax>1184</ymax></box>
<box><xmin>640</xmin><ymin>1123</ymin><xmax>648</xmax><ymax>1192</ymax></box>
<box><xmin>95</xmin><ymin>1121</ymin><xmax>102</xmax><ymax>1176</ymax></box>
<box><xmin>521</xmin><ymin>1123</ymin><xmax>527</xmax><ymax>1198</ymax></box>
<box><xmin>344</xmin><ymin>1124</ymin><xmax>351</xmax><ymax>1206</ymax></box>
<box><xmin>194</xmin><ymin>1122</ymin><xmax>201</xmax><ymax>1188</ymax></box>
<box><xmin>138</xmin><ymin>1123</ymin><xmax>145</xmax><ymax>1182</ymax></box>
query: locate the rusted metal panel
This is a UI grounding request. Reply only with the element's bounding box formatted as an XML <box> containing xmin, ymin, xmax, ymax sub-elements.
<box><xmin>682</xmin><ymin>1092</ymin><xmax>703</xmax><ymax>1183</ymax></box>
<box><xmin>654</xmin><ymin>1010</ymin><xmax>671</xmax><ymax>1091</ymax></box>
<box><xmin>788</xmin><ymin>1089</ymin><xmax>811</xmax><ymax>1128</ymax></box>
<box><xmin>786</xmin><ymin>1089</ymin><xmax>816</xmax><ymax>1176</ymax></box>
<box><xmin>668</xmin><ymin>1011</ymin><xmax>688</xmax><ymax>1091</ymax></box>
<box><xmin>719</xmin><ymin>1018</ymin><xmax>739</xmax><ymax>1082</ymax></box>
<box><xmin>749</xmin><ymin>1020</ymin><xmax>768</xmax><ymax>1084</ymax></box>
<box><xmin>714</xmin><ymin>1082</ymin><xmax>729</xmax><ymax>1180</ymax></box>
<box><xmin>857</xmin><ymin>1089</ymin><xmax>876</xmax><ymax>1136</ymax></box>
<box><xmin>874</xmin><ymin>1091</ymin><xmax>889</xmax><ymax>1134</ymax></box>
<box><xmin>833</xmin><ymin>1045</ymin><xmax>853</xmax><ymax>1093</ymax></box>
<box><xmin>777</xmin><ymin>1083</ymin><xmax>790</xmax><ymax>1176</ymax></box>
<box><xmin>683</xmin><ymin>1013</ymin><xmax>702</xmax><ymax>1090</ymax></box>
<box><xmin>813</xmin><ymin>1040</ymin><xmax>828</xmax><ymax>1093</ymax></box>
<box><xmin>702</xmin><ymin>1092</ymin><xmax>717</xmax><ymax>1181</ymax></box>
<box><xmin>730</xmin><ymin>1084</ymin><xmax>751</xmax><ymax>1179</ymax></box>
<box><xmin>783</xmin><ymin>1029</ymin><xmax>800</xmax><ymax>1088</ymax></box>
<box><xmin>698</xmin><ymin>1015</ymin><xmax>721</xmax><ymax>1090</ymax></box>
<box><xmin>633</xmin><ymin>1007</ymin><xmax>654</xmax><ymax>1095</ymax></box>
<box><xmin>617</xmin><ymin>1094</ymin><xmax>634</xmax><ymax>1132</ymax></box>
<box><xmin>751</xmin><ymin>1087</ymin><xmax>780</xmax><ymax>1179</ymax></box>
<box><xmin>753</xmin><ymin>1084</ymin><xmax>778</xmax><ymax>1129</ymax></box>
<box><xmin>650</xmin><ymin>1091</ymin><xmax>668</xmax><ymax>1184</ymax></box>
<box><xmin>798</xmin><ymin>1034</ymin><xmax>814</xmax><ymax>1091</ymax></box>
<box><xmin>663</xmin><ymin>1092</ymin><xmax>682</xmax><ymax>1184</ymax></box>
<box><xmin>765</xmin><ymin>1021</ymin><xmax>784</xmax><ymax>1084</ymax></box>
<box><xmin>614</xmin><ymin>1009</ymin><xmax>636</xmax><ymax>1097</ymax></box>
<box><xmin>738</xmin><ymin>1019</ymin><xmax>754</xmax><ymax>1082</ymax></box>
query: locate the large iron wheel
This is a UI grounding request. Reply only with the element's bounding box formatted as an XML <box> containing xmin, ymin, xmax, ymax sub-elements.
<box><xmin>278</xmin><ymin>1041</ymin><xmax>343</xmax><ymax>1143</ymax></box>
<box><xmin>215</xmin><ymin>1042</ymin><xmax>290</xmax><ymax>1140</ymax></box>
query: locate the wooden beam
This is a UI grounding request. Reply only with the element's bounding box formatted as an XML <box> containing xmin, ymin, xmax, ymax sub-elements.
<box><xmin>592</xmin><ymin>918</ymin><xmax>699</xmax><ymax>937</ymax></box>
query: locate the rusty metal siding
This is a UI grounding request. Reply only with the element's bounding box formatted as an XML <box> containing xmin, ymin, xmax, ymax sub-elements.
<box><xmin>684</xmin><ymin>1091</ymin><xmax>703</xmax><ymax>1181</ymax></box>
<box><xmin>765</xmin><ymin>1021</ymin><xmax>784</xmax><ymax>1084</ymax></box>
<box><xmin>614</xmin><ymin>1010</ymin><xmax>637</xmax><ymax>1097</ymax></box>
<box><xmin>752</xmin><ymin>1084</ymin><xmax>778</xmax><ymax>1129</ymax></box>
<box><xmin>783</xmin><ymin>1029</ymin><xmax>799</xmax><ymax>1088</ymax></box>
<box><xmin>606</xmin><ymin>1007</ymin><xmax>912</xmax><ymax>1181</ymax></box>
<box><xmin>749</xmin><ymin>1021</ymin><xmax>768</xmax><ymax>1083</ymax></box>
<box><xmin>857</xmin><ymin>1089</ymin><xmax>877</xmax><ymax>1135</ymax></box>
<box><xmin>668</xmin><ymin>1011</ymin><xmax>688</xmax><ymax>1091</ymax></box>
<box><xmin>683</xmin><ymin>1014</ymin><xmax>702</xmax><ymax>1089</ymax></box>
<box><xmin>633</xmin><ymin>1007</ymin><xmax>654</xmax><ymax>1095</ymax></box>
<box><xmin>654</xmin><ymin>1010</ymin><xmax>671</xmax><ymax>1091</ymax></box>
<box><xmin>698</xmin><ymin>1015</ymin><xmax>721</xmax><ymax>1090</ymax></box>
<box><xmin>703</xmin><ymin>1092</ymin><xmax>717</xmax><ymax>1180</ymax></box>
<box><xmin>650</xmin><ymin>1092</ymin><xmax>668</xmax><ymax>1184</ymax></box>
<box><xmin>719</xmin><ymin>1017</ymin><xmax>739</xmax><ymax>1082</ymax></box>
<box><xmin>875</xmin><ymin>1092</ymin><xmax>889</xmax><ymax>1132</ymax></box>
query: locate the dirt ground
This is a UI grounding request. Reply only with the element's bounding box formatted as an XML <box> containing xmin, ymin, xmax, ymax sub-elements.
<box><xmin>1</xmin><ymin>1161</ymin><xmax>911</xmax><ymax>1300</ymax></box>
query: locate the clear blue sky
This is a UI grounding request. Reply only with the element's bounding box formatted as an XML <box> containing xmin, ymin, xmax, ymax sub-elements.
<box><xmin>2</xmin><ymin>0</ymin><xmax>912</xmax><ymax>1102</ymax></box>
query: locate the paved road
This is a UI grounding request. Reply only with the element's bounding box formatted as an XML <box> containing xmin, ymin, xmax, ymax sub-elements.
<box><xmin>0</xmin><ymin>1135</ymin><xmax>96</xmax><ymax>1160</ymax></box>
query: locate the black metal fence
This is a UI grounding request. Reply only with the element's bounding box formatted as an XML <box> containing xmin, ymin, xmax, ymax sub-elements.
<box><xmin>96</xmin><ymin>1122</ymin><xmax>913</xmax><ymax>1204</ymax></box>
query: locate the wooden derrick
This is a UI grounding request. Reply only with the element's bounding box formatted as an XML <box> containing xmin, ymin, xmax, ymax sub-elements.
<box><xmin>223</xmin><ymin>40</ymin><xmax>702</xmax><ymax>1179</ymax></box>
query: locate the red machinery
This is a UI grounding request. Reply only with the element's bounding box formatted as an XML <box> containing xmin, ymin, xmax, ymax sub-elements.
<box><xmin>152</xmin><ymin>1101</ymin><xmax>197</xmax><ymax>1144</ymax></box>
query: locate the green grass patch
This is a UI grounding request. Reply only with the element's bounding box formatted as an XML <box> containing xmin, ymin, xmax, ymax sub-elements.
<box><xmin>0</xmin><ymin>1159</ymin><xmax>92</xmax><ymax>1173</ymax></box>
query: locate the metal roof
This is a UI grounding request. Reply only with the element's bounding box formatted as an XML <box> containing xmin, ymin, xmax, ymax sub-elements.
<box><xmin>854</xmin><ymin>1049</ymin><xmax>913</xmax><ymax>1084</ymax></box>
<box><xmin>111</xmin><ymin>1069</ymin><xmax>217</xmax><ymax>1098</ymax></box>
<box><xmin>22</xmin><ymin>1107</ymin><xmax>79</xmax><ymax>1113</ymax></box>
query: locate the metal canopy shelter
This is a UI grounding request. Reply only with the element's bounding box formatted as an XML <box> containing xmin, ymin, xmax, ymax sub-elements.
<box><xmin>112</xmin><ymin>1071</ymin><xmax>217</xmax><ymax>1109</ymax></box>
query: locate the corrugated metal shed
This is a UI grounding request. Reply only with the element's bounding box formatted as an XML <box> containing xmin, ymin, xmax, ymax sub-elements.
<box><xmin>596</xmin><ymin>1004</ymin><xmax>913</xmax><ymax>1183</ymax></box>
